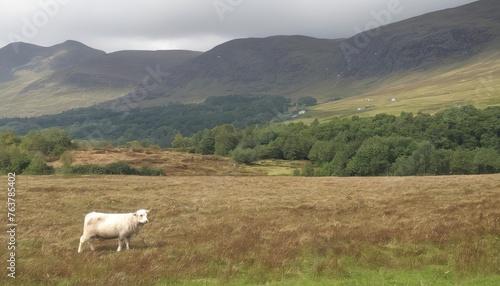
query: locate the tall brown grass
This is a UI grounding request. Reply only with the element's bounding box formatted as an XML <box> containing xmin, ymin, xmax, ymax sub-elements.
<box><xmin>1</xmin><ymin>174</ymin><xmax>499</xmax><ymax>285</ymax></box>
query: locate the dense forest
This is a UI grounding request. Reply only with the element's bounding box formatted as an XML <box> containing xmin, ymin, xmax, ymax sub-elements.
<box><xmin>0</xmin><ymin>94</ymin><xmax>291</xmax><ymax>147</ymax></box>
<box><xmin>176</xmin><ymin>105</ymin><xmax>500</xmax><ymax>176</ymax></box>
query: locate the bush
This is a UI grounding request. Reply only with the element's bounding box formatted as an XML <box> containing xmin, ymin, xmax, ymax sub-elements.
<box><xmin>68</xmin><ymin>162</ymin><xmax>164</xmax><ymax>176</ymax></box>
<box><xmin>297</xmin><ymin>96</ymin><xmax>317</xmax><ymax>106</ymax></box>
<box><xmin>23</xmin><ymin>152</ymin><xmax>54</xmax><ymax>175</ymax></box>
<box><xmin>105</xmin><ymin>161</ymin><xmax>136</xmax><ymax>175</ymax></box>
<box><xmin>231</xmin><ymin>147</ymin><xmax>257</xmax><ymax>164</ymax></box>
<box><xmin>301</xmin><ymin>162</ymin><xmax>315</xmax><ymax>177</ymax></box>
<box><xmin>70</xmin><ymin>164</ymin><xmax>107</xmax><ymax>174</ymax></box>
<box><xmin>137</xmin><ymin>165</ymin><xmax>165</xmax><ymax>176</ymax></box>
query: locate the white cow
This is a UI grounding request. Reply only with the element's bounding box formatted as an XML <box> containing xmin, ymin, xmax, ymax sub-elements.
<box><xmin>78</xmin><ymin>209</ymin><xmax>149</xmax><ymax>253</ymax></box>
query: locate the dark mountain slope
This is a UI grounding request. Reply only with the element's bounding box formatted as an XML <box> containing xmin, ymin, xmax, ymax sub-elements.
<box><xmin>0</xmin><ymin>40</ymin><xmax>104</xmax><ymax>82</ymax></box>
<box><xmin>133</xmin><ymin>35</ymin><xmax>345</xmax><ymax>105</ymax></box>
<box><xmin>0</xmin><ymin>41</ymin><xmax>201</xmax><ymax>117</ymax></box>
<box><xmin>22</xmin><ymin>49</ymin><xmax>202</xmax><ymax>91</ymax></box>
<box><xmin>338</xmin><ymin>0</ymin><xmax>499</xmax><ymax>78</ymax></box>
<box><xmin>116</xmin><ymin>0</ymin><xmax>499</xmax><ymax>109</ymax></box>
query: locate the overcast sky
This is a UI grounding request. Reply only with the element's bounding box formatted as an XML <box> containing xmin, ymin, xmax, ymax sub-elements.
<box><xmin>1</xmin><ymin>0</ymin><xmax>478</xmax><ymax>53</ymax></box>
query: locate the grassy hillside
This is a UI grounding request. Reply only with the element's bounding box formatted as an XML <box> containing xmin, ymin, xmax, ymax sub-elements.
<box><xmin>2</xmin><ymin>174</ymin><xmax>499</xmax><ymax>285</ymax></box>
<box><xmin>0</xmin><ymin>42</ymin><xmax>201</xmax><ymax>118</ymax></box>
<box><xmin>0</xmin><ymin>75</ymin><xmax>132</xmax><ymax>117</ymax></box>
<box><xmin>300</xmin><ymin>48</ymin><xmax>500</xmax><ymax>122</ymax></box>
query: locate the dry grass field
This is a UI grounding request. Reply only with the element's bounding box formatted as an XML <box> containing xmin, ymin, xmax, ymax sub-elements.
<box><xmin>49</xmin><ymin>147</ymin><xmax>307</xmax><ymax>176</ymax></box>
<box><xmin>1</xmin><ymin>174</ymin><xmax>500</xmax><ymax>285</ymax></box>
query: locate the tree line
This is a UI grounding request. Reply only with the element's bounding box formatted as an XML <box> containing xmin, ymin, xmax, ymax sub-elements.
<box><xmin>0</xmin><ymin>94</ymin><xmax>291</xmax><ymax>147</ymax></box>
<box><xmin>173</xmin><ymin>105</ymin><xmax>500</xmax><ymax>176</ymax></box>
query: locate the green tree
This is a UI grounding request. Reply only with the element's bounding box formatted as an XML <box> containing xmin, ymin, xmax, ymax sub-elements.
<box><xmin>188</xmin><ymin>131</ymin><xmax>204</xmax><ymax>153</ymax></box>
<box><xmin>347</xmin><ymin>136</ymin><xmax>390</xmax><ymax>176</ymax></box>
<box><xmin>330</xmin><ymin>140</ymin><xmax>357</xmax><ymax>176</ymax></box>
<box><xmin>450</xmin><ymin>148</ymin><xmax>474</xmax><ymax>174</ymax></box>
<box><xmin>260</xmin><ymin>137</ymin><xmax>285</xmax><ymax>159</ymax></box>
<box><xmin>432</xmin><ymin>149</ymin><xmax>452</xmax><ymax>175</ymax></box>
<box><xmin>308</xmin><ymin>141</ymin><xmax>335</xmax><ymax>165</ymax></box>
<box><xmin>196</xmin><ymin>129</ymin><xmax>215</xmax><ymax>155</ymax></box>
<box><xmin>171</xmin><ymin>134</ymin><xmax>186</xmax><ymax>149</ymax></box>
<box><xmin>473</xmin><ymin>148</ymin><xmax>499</xmax><ymax>174</ymax></box>
<box><xmin>23</xmin><ymin>152</ymin><xmax>54</xmax><ymax>175</ymax></box>
<box><xmin>20</xmin><ymin>129</ymin><xmax>72</xmax><ymax>156</ymax></box>
<box><xmin>44</xmin><ymin>128</ymin><xmax>73</xmax><ymax>156</ymax></box>
<box><xmin>0</xmin><ymin>131</ymin><xmax>20</xmax><ymax>146</ymax></box>
<box><xmin>391</xmin><ymin>156</ymin><xmax>415</xmax><ymax>176</ymax></box>
<box><xmin>411</xmin><ymin>142</ymin><xmax>436</xmax><ymax>175</ymax></box>
<box><xmin>21</xmin><ymin>131</ymin><xmax>49</xmax><ymax>154</ymax></box>
<box><xmin>213</xmin><ymin>124</ymin><xmax>238</xmax><ymax>156</ymax></box>
<box><xmin>282</xmin><ymin>133</ymin><xmax>314</xmax><ymax>160</ymax></box>
<box><xmin>9</xmin><ymin>148</ymin><xmax>31</xmax><ymax>174</ymax></box>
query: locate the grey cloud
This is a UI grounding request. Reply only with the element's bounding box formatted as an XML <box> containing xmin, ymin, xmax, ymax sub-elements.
<box><xmin>1</xmin><ymin>0</ymin><xmax>478</xmax><ymax>52</ymax></box>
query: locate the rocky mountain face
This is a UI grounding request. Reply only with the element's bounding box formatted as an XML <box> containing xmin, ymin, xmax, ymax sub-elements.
<box><xmin>337</xmin><ymin>0</ymin><xmax>499</xmax><ymax>78</ymax></box>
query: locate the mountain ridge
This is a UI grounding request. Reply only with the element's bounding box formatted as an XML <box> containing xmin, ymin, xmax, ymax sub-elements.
<box><xmin>0</xmin><ymin>0</ymin><xmax>499</xmax><ymax>118</ymax></box>
<box><xmin>108</xmin><ymin>0</ymin><xmax>499</xmax><ymax>111</ymax></box>
<box><xmin>0</xmin><ymin>41</ymin><xmax>201</xmax><ymax>117</ymax></box>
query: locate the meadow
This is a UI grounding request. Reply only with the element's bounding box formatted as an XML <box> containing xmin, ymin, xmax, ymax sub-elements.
<box><xmin>1</xmin><ymin>173</ymin><xmax>500</xmax><ymax>285</ymax></box>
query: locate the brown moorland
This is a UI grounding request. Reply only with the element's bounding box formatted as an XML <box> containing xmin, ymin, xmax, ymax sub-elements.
<box><xmin>1</xmin><ymin>174</ymin><xmax>499</xmax><ymax>285</ymax></box>
<box><xmin>50</xmin><ymin>147</ymin><xmax>308</xmax><ymax>176</ymax></box>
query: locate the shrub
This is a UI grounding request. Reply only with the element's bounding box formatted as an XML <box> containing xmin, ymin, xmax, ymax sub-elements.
<box><xmin>104</xmin><ymin>161</ymin><xmax>136</xmax><ymax>175</ymax></box>
<box><xmin>231</xmin><ymin>147</ymin><xmax>257</xmax><ymax>164</ymax></box>
<box><xmin>23</xmin><ymin>152</ymin><xmax>54</xmax><ymax>175</ymax></box>
<box><xmin>67</xmin><ymin>162</ymin><xmax>164</xmax><ymax>176</ymax></box>
<box><xmin>70</xmin><ymin>164</ymin><xmax>106</xmax><ymax>174</ymax></box>
<box><xmin>137</xmin><ymin>165</ymin><xmax>165</xmax><ymax>176</ymax></box>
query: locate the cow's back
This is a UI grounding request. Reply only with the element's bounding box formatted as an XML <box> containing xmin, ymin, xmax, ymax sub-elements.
<box><xmin>84</xmin><ymin>212</ymin><xmax>133</xmax><ymax>239</ymax></box>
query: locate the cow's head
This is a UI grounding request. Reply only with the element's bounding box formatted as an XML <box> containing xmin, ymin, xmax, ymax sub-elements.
<box><xmin>134</xmin><ymin>209</ymin><xmax>149</xmax><ymax>224</ymax></box>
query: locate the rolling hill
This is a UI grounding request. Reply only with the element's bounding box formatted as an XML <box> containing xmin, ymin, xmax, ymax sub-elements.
<box><xmin>0</xmin><ymin>41</ymin><xmax>201</xmax><ymax>117</ymax></box>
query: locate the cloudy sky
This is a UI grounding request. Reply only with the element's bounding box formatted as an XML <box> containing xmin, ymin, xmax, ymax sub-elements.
<box><xmin>1</xmin><ymin>0</ymin><xmax>477</xmax><ymax>53</ymax></box>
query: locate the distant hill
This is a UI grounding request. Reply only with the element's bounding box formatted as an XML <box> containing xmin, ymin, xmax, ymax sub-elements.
<box><xmin>0</xmin><ymin>40</ymin><xmax>104</xmax><ymax>82</ymax></box>
<box><xmin>25</xmin><ymin>49</ymin><xmax>202</xmax><ymax>91</ymax></box>
<box><xmin>105</xmin><ymin>0</ymin><xmax>499</xmax><ymax>114</ymax></box>
<box><xmin>0</xmin><ymin>41</ymin><xmax>201</xmax><ymax>117</ymax></box>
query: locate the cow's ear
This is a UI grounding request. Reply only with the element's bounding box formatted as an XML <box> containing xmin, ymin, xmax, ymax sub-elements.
<box><xmin>133</xmin><ymin>212</ymin><xmax>137</xmax><ymax>216</ymax></box>
<box><xmin>146</xmin><ymin>210</ymin><xmax>150</xmax><ymax>214</ymax></box>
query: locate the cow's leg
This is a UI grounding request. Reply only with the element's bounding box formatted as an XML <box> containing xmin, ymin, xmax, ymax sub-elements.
<box><xmin>89</xmin><ymin>237</ymin><xmax>95</xmax><ymax>251</ymax></box>
<box><xmin>79</xmin><ymin>234</ymin><xmax>93</xmax><ymax>253</ymax></box>
<box><xmin>124</xmin><ymin>237</ymin><xmax>130</xmax><ymax>250</ymax></box>
<box><xmin>78</xmin><ymin>236</ymin><xmax>85</xmax><ymax>253</ymax></box>
<box><xmin>117</xmin><ymin>238</ymin><xmax>122</xmax><ymax>251</ymax></box>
